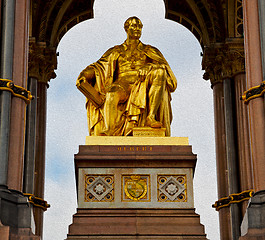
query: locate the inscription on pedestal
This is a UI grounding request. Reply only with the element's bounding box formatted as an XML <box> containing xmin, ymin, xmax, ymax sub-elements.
<box><xmin>117</xmin><ymin>146</ymin><xmax>153</xmax><ymax>152</ymax></box>
<box><xmin>132</xmin><ymin>127</ymin><xmax>166</xmax><ymax>137</ymax></box>
<box><xmin>100</xmin><ymin>145</ymin><xmax>172</xmax><ymax>152</ymax></box>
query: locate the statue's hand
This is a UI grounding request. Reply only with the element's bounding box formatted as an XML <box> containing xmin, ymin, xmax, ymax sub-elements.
<box><xmin>138</xmin><ymin>64</ymin><xmax>152</xmax><ymax>81</ymax></box>
<box><xmin>77</xmin><ymin>76</ymin><xmax>86</xmax><ymax>85</ymax></box>
<box><xmin>77</xmin><ymin>67</ymin><xmax>96</xmax><ymax>86</ymax></box>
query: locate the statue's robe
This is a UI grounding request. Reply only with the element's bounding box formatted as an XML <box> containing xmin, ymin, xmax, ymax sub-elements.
<box><xmin>82</xmin><ymin>41</ymin><xmax>177</xmax><ymax>136</ymax></box>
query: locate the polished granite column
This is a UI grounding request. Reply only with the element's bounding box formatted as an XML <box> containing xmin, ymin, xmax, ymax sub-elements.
<box><xmin>240</xmin><ymin>1</ymin><xmax>265</xmax><ymax>238</ymax></box>
<box><xmin>212</xmin><ymin>81</ymin><xmax>231</xmax><ymax>240</ymax></box>
<box><xmin>223</xmin><ymin>77</ymin><xmax>240</xmax><ymax>240</ymax></box>
<box><xmin>234</xmin><ymin>73</ymin><xmax>253</xmax><ymax>215</ymax></box>
<box><xmin>0</xmin><ymin>1</ymin><xmax>40</xmax><ymax>239</ymax></box>
<box><xmin>34</xmin><ymin>81</ymin><xmax>48</xmax><ymax>238</ymax></box>
<box><xmin>23</xmin><ymin>77</ymin><xmax>38</xmax><ymax>195</ymax></box>
<box><xmin>0</xmin><ymin>0</ymin><xmax>15</xmax><ymax>189</ymax></box>
<box><xmin>7</xmin><ymin>0</ymin><xmax>30</xmax><ymax>192</ymax></box>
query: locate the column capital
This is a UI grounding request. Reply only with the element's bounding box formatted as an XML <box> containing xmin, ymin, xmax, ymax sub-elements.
<box><xmin>28</xmin><ymin>38</ymin><xmax>57</xmax><ymax>84</ymax></box>
<box><xmin>202</xmin><ymin>40</ymin><xmax>245</xmax><ymax>86</ymax></box>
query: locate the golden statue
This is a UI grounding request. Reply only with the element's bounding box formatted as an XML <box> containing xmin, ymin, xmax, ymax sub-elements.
<box><xmin>76</xmin><ymin>16</ymin><xmax>177</xmax><ymax>136</ymax></box>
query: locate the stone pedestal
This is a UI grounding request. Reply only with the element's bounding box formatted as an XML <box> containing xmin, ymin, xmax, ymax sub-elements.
<box><xmin>239</xmin><ymin>190</ymin><xmax>265</xmax><ymax>239</ymax></box>
<box><xmin>66</xmin><ymin>137</ymin><xmax>207</xmax><ymax>240</ymax></box>
<box><xmin>0</xmin><ymin>188</ymin><xmax>40</xmax><ymax>240</ymax></box>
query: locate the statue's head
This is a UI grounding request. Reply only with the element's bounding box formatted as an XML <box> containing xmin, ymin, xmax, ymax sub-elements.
<box><xmin>124</xmin><ymin>16</ymin><xmax>143</xmax><ymax>40</ymax></box>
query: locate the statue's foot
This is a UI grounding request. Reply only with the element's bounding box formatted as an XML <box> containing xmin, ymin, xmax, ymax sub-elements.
<box><xmin>99</xmin><ymin>131</ymin><xmax>108</xmax><ymax>136</ymax></box>
<box><xmin>99</xmin><ymin>128</ymin><xmax>112</xmax><ymax>136</ymax></box>
<box><xmin>129</xmin><ymin>120</ymin><xmax>137</xmax><ymax>127</ymax></box>
<box><xmin>146</xmin><ymin>116</ymin><xmax>162</xmax><ymax>128</ymax></box>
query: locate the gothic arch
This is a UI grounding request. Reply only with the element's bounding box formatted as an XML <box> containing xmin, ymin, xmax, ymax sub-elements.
<box><xmin>28</xmin><ymin>1</ymin><xmax>249</xmax><ymax>239</ymax></box>
<box><xmin>32</xmin><ymin>0</ymin><xmax>94</xmax><ymax>46</ymax></box>
<box><xmin>31</xmin><ymin>0</ymin><xmax>228</xmax><ymax>49</ymax></box>
<box><xmin>3</xmin><ymin>0</ymin><xmax>265</xmax><ymax>239</ymax></box>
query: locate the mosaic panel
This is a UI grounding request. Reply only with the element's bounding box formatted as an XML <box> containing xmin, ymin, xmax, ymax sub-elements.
<box><xmin>85</xmin><ymin>175</ymin><xmax>114</xmax><ymax>202</ymax></box>
<box><xmin>157</xmin><ymin>175</ymin><xmax>187</xmax><ymax>202</ymax></box>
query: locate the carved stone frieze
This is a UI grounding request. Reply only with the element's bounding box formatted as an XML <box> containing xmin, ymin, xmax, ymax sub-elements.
<box><xmin>28</xmin><ymin>38</ymin><xmax>57</xmax><ymax>84</ymax></box>
<box><xmin>202</xmin><ymin>40</ymin><xmax>245</xmax><ymax>86</ymax></box>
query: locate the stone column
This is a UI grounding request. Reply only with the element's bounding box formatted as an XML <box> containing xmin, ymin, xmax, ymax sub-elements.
<box><xmin>258</xmin><ymin>0</ymin><xmax>265</xmax><ymax>89</ymax></box>
<box><xmin>212</xmin><ymin>80</ymin><xmax>231</xmax><ymax>240</ymax></box>
<box><xmin>34</xmin><ymin>81</ymin><xmax>48</xmax><ymax>237</ymax></box>
<box><xmin>243</xmin><ymin>0</ymin><xmax>265</xmax><ymax>193</ymax></box>
<box><xmin>221</xmin><ymin>44</ymin><xmax>248</xmax><ymax>240</ymax></box>
<box><xmin>7</xmin><ymin>0</ymin><xmax>30</xmax><ymax>192</ymax></box>
<box><xmin>202</xmin><ymin>41</ymin><xmax>248</xmax><ymax>240</ymax></box>
<box><xmin>0</xmin><ymin>4</ymin><xmax>11</xmax><ymax>239</ymax></box>
<box><xmin>202</xmin><ymin>49</ymin><xmax>231</xmax><ymax>239</ymax></box>
<box><xmin>0</xmin><ymin>1</ymin><xmax>42</xmax><ymax>239</ymax></box>
<box><xmin>27</xmin><ymin>40</ymin><xmax>57</xmax><ymax>237</ymax></box>
<box><xmin>202</xmin><ymin>45</ymin><xmax>232</xmax><ymax>240</ymax></box>
<box><xmin>223</xmin><ymin>77</ymin><xmax>240</xmax><ymax>240</ymax></box>
<box><xmin>239</xmin><ymin>1</ymin><xmax>265</xmax><ymax>239</ymax></box>
<box><xmin>234</xmin><ymin>73</ymin><xmax>253</xmax><ymax>215</ymax></box>
<box><xmin>0</xmin><ymin>0</ymin><xmax>15</xmax><ymax>189</ymax></box>
<box><xmin>23</xmin><ymin>76</ymin><xmax>38</xmax><ymax>194</ymax></box>
<box><xmin>23</xmin><ymin>38</ymin><xmax>42</xmax><ymax>196</ymax></box>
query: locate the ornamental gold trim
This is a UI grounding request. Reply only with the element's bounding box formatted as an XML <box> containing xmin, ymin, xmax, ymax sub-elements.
<box><xmin>212</xmin><ymin>189</ymin><xmax>254</xmax><ymax>211</ymax></box>
<box><xmin>0</xmin><ymin>78</ymin><xmax>33</xmax><ymax>104</ymax></box>
<box><xmin>241</xmin><ymin>81</ymin><xmax>265</xmax><ymax>104</ymax></box>
<box><xmin>24</xmin><ymin>193</ymin><xmax>50</xmax><ymax>211</ymax></box>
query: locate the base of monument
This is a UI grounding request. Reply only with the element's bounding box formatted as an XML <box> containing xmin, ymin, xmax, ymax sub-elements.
<box><xmin>66</xmin><ymin>139</ymin><xmax>207</xmax><ymax>239</ymax></box>
<box><xmin>66</xmin><ymin>209</ymin><xmax>207</xmax><ymax>240</ymax></box>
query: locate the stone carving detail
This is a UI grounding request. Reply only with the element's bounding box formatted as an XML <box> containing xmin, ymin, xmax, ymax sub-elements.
<box><xmin>85</xmin><ymin>175</ymin><xmax>114</xmax><ymax>202</ymax></box>
<box><xmin>122</xmin><ymin>175</ymin><xmax>150</xmax><ymax>202</ymax></box>
<box><xmin>28</xmin><ymin>37</ymin><xmax>57</xmax><ymax>83</ymax></box>
<box><xmin>202</xmin><ymin>41</ymin><xmax>245</xmax><ymax>86</ymax></box>
<box><xmin>166</xmin><ymin>183</ymin><xmax>178</xmax><ymax>195</ymax></box>
<box><xmin>236</xmin><ymin>0</ymin><xmax>243</xmax><ymax>37</ymax></box>
<box><xmin>158</xmin><ymin>175</ymin><xmax>187</xmax><ymax>202</ymax></box>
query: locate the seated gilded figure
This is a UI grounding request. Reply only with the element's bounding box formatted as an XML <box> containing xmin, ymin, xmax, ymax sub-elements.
<box><xmin>76</xmin><ymin>16</ymin><xmax>177</xmax><ymax>136</ymax></box>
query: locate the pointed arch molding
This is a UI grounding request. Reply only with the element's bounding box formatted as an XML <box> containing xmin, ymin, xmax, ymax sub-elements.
<box><xmin>35</xmin><ymin>0</ymin><xmax>94</xmax><ymax>47</ymax></box>
<box><xmin>165</xmin><ymin>0</ymin><xmax>225</xmax><ymax>47</ymax></box>
<box><xmin>33</xmin><ymin>0</ymin><xmax>225</xmax><ymax>48</ymax></box>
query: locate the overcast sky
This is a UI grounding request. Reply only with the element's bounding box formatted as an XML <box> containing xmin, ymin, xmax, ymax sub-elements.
<box><xmin>44</xmin><ymin>0</ymin><xmax>219</xmax><ymax>239</ymax></box>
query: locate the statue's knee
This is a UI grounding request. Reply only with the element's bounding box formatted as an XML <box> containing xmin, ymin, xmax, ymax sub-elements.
<box><xmin>158</xmin><ymin>67</ymin><xmax>166</xmax><ymax>75</ymax></box>
<box><xmin>106</xmin><ymin>92</ymin><xmax>118</xmax><ymax>102</ymax></box>
<box><xmin>149</xmin><ymin>68</ymin><xmax>166</xmax><ymax>86</ymax></box>
<box><xmin>106</xmin><ymin>91</ymin><xmax>127</xmax><ymax>104</ymax></box>
<box><xmin>152</xmin><ymin>67</ymin><xmax>165</xmax><ymax>78</ymax></box>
